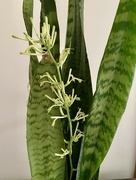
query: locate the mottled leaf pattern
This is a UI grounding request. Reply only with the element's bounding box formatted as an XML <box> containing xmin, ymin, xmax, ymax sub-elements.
<box><xmin>23</xmin><ymin>1</ymin><xmax>66</xmax><ymax>179</ymax></box>
<box><xmin>27</xmin><ymin>60</ymin><xmax>66</xmax><ymax>180</ymax></box>
<box><xmin>22</xmin><ymin>1</ymin><xmax>136</xmax><ymax>180</ymax></box>
<box><xmin>76</xmin><ymin>0</ymin><xmax>136</xmax><ymax>179</ymax></box>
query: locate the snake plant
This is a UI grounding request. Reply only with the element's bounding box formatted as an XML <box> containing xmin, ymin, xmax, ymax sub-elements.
<box><xmin>13</xmin><ymin>0</ymin><xmax>136</xmax><ymax>179</ymax></box>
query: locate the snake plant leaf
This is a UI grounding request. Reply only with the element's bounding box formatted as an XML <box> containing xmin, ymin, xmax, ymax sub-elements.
<box><xmin>40</xmin><ymin>0</ymin><xmax>60</xmax><ymax>60</ymax></box>
<box><xmin>63</xmin><ymin>0</ymin><xmax>93</xmax><ymax>117</ymax></box>
<box><xmin>23</xmin><ymin>0</ymin><xmax>39</xmax><ymax>85</ymax></box>
<box><xmin>27</xmin><ymin>60</ymin><xmax>66</xmax><ymax>180</ymax></box>
<box><xmin>23</xmin><ymin>0</ymin><xmax>33</xmax><ymax>36</ymax></box>
<box><xmin>62</xmin><ymin>0</ymin><xmax>93</xmax><ymax>179</ymax></box>
<box><xmin>76</xmin><ymin>0</ymin><xmax>136</xmax><ymax>179</ymax></box>
<box><xmin>23</xmin><ymin>1</ymin><xmax>66</xmax><ymax>179</ymax></box>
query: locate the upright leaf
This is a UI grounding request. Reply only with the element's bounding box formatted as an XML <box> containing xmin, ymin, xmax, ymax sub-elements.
<box><xmin>23</xmin><ymin>1</ymin><xmax>66</xmax><ymax>179</ymax></box>
<box><xmin>62</xmin><ymin>0</ymin><xmax>93</xmax><ymax>179</ymax></box>
<box><xmin>76</xmin><ymin>1</ymin><xmax>136</xmax><ymax>179</ymax></box>
<box><xmin>27</xmin><ymin>60</ymin><xmax>66</xmax><ymax>180</ymax></box>
<box><xmin>23</xmin><ymin>0</ymin><xmax>33</xmax><ymax>36</ymax></box>
<box><xmin>63</xmin><ymin>0</ymin><xmax>93</xmax><ymax>117</ymax></box>
<box><xmin>23</xmin><ymin>0</ymin><xmax>39</xmax><ymax>85</ymax></box>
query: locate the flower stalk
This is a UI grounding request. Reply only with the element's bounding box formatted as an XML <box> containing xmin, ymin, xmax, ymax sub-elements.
<box><xmin>13</xmin><ymin>16</ymin><xmax>88</xmax><ymax>180</ymax></box>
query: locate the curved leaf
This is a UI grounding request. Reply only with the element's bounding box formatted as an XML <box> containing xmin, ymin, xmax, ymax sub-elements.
<box><xmin>76</xmin><ymin>0</ymin><xmax>136</xmax><ymax>179</ymax></box>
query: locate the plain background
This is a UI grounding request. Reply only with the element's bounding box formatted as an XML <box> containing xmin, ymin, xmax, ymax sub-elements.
<box><xmin>0</xmin><ymin>0</ymin><xmax>136</xmax><ymax>179</ymax></box>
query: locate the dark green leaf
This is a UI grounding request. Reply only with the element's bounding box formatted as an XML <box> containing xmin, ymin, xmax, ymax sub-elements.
<box><xmin>62</xmin><ymin>0</ymin><xmax>93</xmax><ymax>179</ymax></box>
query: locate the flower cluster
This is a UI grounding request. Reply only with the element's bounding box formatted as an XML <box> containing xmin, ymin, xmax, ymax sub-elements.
<box><xmin>40</xmin><ymin>60</ymin><xmax>88</xmax><ymax>161</ymax></box>
<box><xmin>13</xmin><ymin>16</ymin><xmax>56</xmax><ymax>56</ymax></box>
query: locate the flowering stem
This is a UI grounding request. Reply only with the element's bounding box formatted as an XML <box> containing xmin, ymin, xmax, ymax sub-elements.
<box><xmin>48</xmin><ymin>49</ymin><xmax>74</xmax><ymax>179</ymax></box>
<box><xmin>14</xmin><ymin>17</ymin><xmax>87</xmax><ymax>179</ymax></box>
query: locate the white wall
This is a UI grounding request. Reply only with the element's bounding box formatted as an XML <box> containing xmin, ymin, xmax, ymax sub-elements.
<box><xmin>0</xmin><ymin>0</ymin><xmax>136</xmax><ymax>179</ymax></box>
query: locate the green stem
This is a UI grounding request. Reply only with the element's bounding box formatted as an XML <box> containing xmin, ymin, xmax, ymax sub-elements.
<box><xmin>48</xmin><ymin>49</ymin><xmax>74</xmax><ymax>179</ymax></box>
<box><xmin>66</xmin><ymin>106</ymin><xmax>73</xmax><ymax>180</ymax></box>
